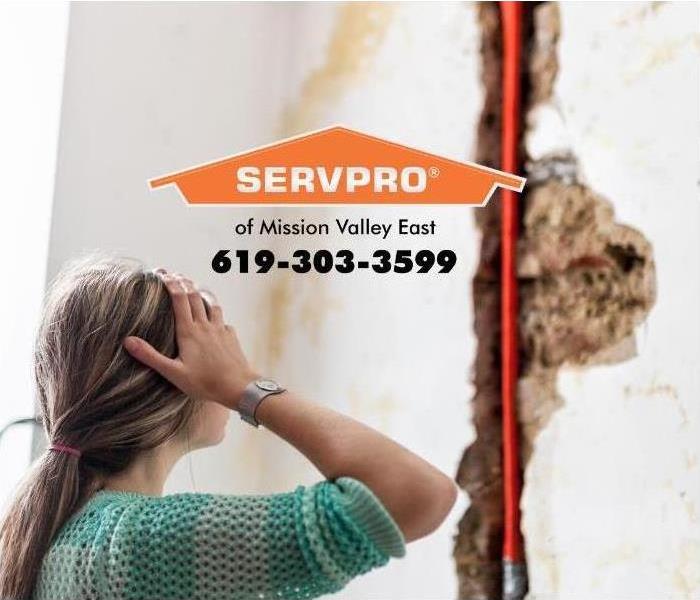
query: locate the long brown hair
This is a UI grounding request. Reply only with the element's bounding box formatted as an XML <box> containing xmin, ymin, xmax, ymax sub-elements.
<box><xmin>0</xmin><ymin>253</ymin><xmax>198</xmax><ymax>599</ymax></box>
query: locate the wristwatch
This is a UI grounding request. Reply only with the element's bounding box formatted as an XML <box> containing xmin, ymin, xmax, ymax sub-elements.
<box><xmin>238</xmin><ymin>378</ymin><xmax>286</xmax><ymax>427</ymax></box>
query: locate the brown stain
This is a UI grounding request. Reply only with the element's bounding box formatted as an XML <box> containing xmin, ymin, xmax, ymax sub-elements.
<box><xmin>623</xmin><ymin>380</ymin><xmax>679</xmax><ymax>400</ymax></box>
<box><xmin>625</xmin><ymin>32</ymin><xmax>700</xmax><ymax>84</ymax></box>
<box><xmin>281</xmin><ymin>2</ymin><xmax>395</xmax><ymax>136</ymax></box>
<box><xmin>614</xmin><ymin>1</ymin><xmax>666</xmax><ymax>27</ymax></box>
<box><xmin>672</xmin><ymin>540</ymin><xmax>700</xmax><ymax>599</ymax></box>
<box><xmin>594</xmin><ymin>541</ymin><xmax>642</xmax><ymax>568</ymax></box>
<box><xmin>299</xmin><ymin>277</ymin><xmax>343</xmax><ymax>347</ymax></box>
<box><xmin>517</xmin><ymin>370</ymin><xmax>563</xmax><ymax>464</ymax></box>
<box><xmin>681</xmin><ymin>491</ymin><xmax>697</xmax><ymax>522</ymax></box>
<box><xmin>533</xmin><ymin>550</ymin><xmax>560</xmax><ymax>594</ymax></box>
<box><xmin>624</xmin><ymin>379</ymin><xmax>688</xmax><ymax>426</ymax></box>
<box><xmin>263</xmin><ymin>274</ymin><xmax>293</xmax><ymax>367</ymax></box>
<box><xmin>528</xmin><ymin>2</ymin><xmax>560</xmax><ymax>105</ymax></box>
<box><xmin>258</xmin><ymin>274</ymin><xmax>344</xmax><ymax>368</ymax></box>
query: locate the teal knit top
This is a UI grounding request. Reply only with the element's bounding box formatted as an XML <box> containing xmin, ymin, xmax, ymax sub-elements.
<box><xmin>33</xmin><ymin>477</ymin><xmax>405</xmax><ymax>600</ymax></box>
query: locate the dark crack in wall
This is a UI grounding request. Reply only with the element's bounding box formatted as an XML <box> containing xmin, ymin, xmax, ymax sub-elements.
<box><xmin>453</xmin><ymin>4</ymin><xmax>515</xmax><ymax>598</ymax></box>
<box><xmin>453</xmin><ymin>3</ymin><xmax>657</xmax><ymax>598</ymax></box>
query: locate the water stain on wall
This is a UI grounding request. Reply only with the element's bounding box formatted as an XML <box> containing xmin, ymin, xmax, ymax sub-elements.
<box><xmin>281</xmin><ymin>1</ymin><xmax>395</xmax><ymax>135</ymax></box>
<box><xmin>259</xmin><ymin>273</ymin><xmax>293</xmax><ymax>368</ymax></box>
<box><xmin>625</xmin><ymin>32</ymin><xmax>700</xmax><ymax>83</ymax></box>
<box><xmin>299</xmin><ymin>276</ymin><xmax>343</xmax><ymax>347</ymax></box>
<box><xmin>269</xmin><ymin>1</ymin><xmax>393</xmax><ymax>368</ymax></box>
<box><xmin>672</xmin><ymin>539</ymin><xmax>699</xmax><ymax>599</ymax></box>
<box><xmin>256</xmin><ymin>269</ymin><xmax>345</xmax><ymax>370</ymax></box>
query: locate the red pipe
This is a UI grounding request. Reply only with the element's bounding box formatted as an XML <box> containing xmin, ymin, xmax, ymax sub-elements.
<box><xmin>500</xmin><ymin>0</ymin><xmax>524</xmax><ymax>569</ymax></box>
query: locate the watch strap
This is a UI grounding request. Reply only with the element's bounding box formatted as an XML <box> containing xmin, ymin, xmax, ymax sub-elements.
<box><xmin>239</xmin><ymin>379</ymin><xmax>286</xmax><ymax>427</ymax></box>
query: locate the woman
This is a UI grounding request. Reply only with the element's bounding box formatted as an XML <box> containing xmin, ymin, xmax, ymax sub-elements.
<box><xmin>0</xmin><ymin>254</ymin><xmax>457</xmax><ymax>599</ymax></box>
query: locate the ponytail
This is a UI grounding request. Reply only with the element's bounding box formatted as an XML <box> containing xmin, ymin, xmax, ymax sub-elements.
<box><xmin>0</xmin><ymin>448</ymin><xmax>91</xmax><ymax>599</ymax></box>
<box><xmin>0</xmin><ymin>254</ymin><xmax>198</xmax><ymax>598</ymax></box>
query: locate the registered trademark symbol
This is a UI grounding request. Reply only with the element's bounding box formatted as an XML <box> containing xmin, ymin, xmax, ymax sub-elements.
<box><xmin>428</xmin><ymin>166</ymin><xmax>440</xmax><ymax>178</ymax></box>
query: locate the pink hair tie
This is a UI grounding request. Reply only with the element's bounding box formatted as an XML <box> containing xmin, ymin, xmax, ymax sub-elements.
<box><xmin>49</xmin><ymin>443</ymin><xmax>82</xmax><ymax>458</ymax></box>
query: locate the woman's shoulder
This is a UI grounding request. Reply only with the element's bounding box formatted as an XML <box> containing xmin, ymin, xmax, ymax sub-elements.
<box><xmin>52</xmin><ymin>490</ymin><xmax>206</xmax><ymax>540</ymax></box>
<box><xmin>55</xmin><ymin>478</ymin><xmax>404</xmax><ymax>559</ymax></box>
<box><xmin>68</xmin><ymin>487</ymin><xmax>286</xmax><ymax>527</ymax></box>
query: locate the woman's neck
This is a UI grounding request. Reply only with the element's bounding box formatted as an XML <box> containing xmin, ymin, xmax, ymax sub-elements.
<box><xmin>101</xmin><ymin>438</ymin><xmax>185</xmax><ymax>496</ymax></box>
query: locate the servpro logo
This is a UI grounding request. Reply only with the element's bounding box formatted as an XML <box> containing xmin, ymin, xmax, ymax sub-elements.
<box><xmin>236</xmin><ymin>166</ymin><xmax>430</xmax><ymax>194</ymax></box>
<box><xmin>149</xmin><ymin>126</ymin><xmax>525</xmax><ymax>205</ymax></box>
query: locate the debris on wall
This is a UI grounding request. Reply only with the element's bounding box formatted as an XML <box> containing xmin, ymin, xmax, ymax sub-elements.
<box><xmin>454</xmin><ymin>3</ymin><xmax>657</xmax><ymax>598</ymax></box>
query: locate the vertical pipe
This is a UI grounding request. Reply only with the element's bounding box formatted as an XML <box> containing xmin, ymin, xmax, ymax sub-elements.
<box><xmin>500</xmin><ymin>2</ymin><xmax>527</xmax><ymax>599</ymax></box>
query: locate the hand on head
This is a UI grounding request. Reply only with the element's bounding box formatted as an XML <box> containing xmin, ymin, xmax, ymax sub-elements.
<box><xmin>123</xmin><ymin>269</ymin><xmax>259</xmax><ymax>411</ymax></box>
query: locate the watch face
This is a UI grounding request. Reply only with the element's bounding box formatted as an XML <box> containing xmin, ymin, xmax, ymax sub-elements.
<box><xmin>256</xmin><ymin>379</ymin><xmax>279</xmax><ymax>392</ymax></box>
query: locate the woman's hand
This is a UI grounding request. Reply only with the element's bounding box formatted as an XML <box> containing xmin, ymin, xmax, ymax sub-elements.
<box><xmin>122</xmin><ymin>270</ymin><xmax>258</xmax><ymax>410</ymax></box>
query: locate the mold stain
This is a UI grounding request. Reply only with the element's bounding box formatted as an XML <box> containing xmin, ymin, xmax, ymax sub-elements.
<box><xmin>613</xmin><ymin>1</ymin><xmax>666</xmax><ymax>28</ymax></box>
<box><xmin>299</xmin><ymin>277</ymin><xmax>343</xmax><ymax>347</ymax></box>
<box><xmin>281</xmin><ymin>1</ymin><xmax>395</xmax><ymax>135</ymax></box>
<box><xmin>624</xmin><ymin>379</ymin><xmax>688</xmax><ymax>426</ymax></box>
<box><xmin>526</xmin><ymin>455</ymin><xmax>561</xmax><ymax>594</ymax></box>
<box><xmin>263</xmin><ymin>273</ymin><xmax>293</xmax><ymax>367</ymax></box>
<box><xmin>594</xmin><ymin>541</ymin><xmax>642</xmax><ymax>569</ymax></box>
<box><xmin>672</xmin><ymin>540</ymin><xmax>700</xmax><ymax>599</ymax></box>
<box><xmin>532</xmin><ymin>546</ymin><xmax>560</xmax><ymax>595</ymax></box>
<box><xmin>625</xmin><ymin>32</ymin><xmax>700</xmax><ymax>84</ymax></box>
<box><xmin>682</xmin><ymin>492</ymin><xmax>697</xmax><ymax>524</ymax></box>
<box><xmin>623</xmin><ymin>380</ymin><xmax>679</xmax><ymax>400</ymax></box>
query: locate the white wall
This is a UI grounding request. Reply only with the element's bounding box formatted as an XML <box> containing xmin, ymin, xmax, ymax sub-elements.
<box><xmin>523</xmin><ymin>3</ymin><xmax>700</xmax><ymax>599</ymax></box>
<box><xmin>49</xmin><ymin>3</ymin><xmax>482</xmax><ymax>598</ymax></box>
<box><xmin>0</xmin><ymin>2</ymin><xmax>68</xmax><ymax>507</ymax></box>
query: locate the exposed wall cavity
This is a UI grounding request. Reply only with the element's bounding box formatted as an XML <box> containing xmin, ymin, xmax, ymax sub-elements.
<box><xmin>454</xmin><ymin>3</ymin><xmax>657</xmax><ymax>598</ymax></box>
<box><xmin>453</xmin><ymin>4</ymin><xmax>509</xmax><ymax>598</ymax></box>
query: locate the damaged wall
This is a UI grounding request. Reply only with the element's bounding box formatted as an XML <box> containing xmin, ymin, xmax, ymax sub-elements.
<box><xmin>457</xmin><ymin>2</ymin><xmax>698</xmax><ymax>599</ymax></box>
<box><xmin>46</xmin><ymin>1</ymin><xmax>698</xmax><ymax>599</ymax></box>
<box><xmin>523</xmin><ymin>3</ymin><xmax>699</xmax><ymax>599</ymax></box>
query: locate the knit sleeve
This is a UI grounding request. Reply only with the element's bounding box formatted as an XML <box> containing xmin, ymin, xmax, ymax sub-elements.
<box><xmin>111</xmin><ymin>477</ymin><xmax>405</xmax><ymax>599</ymax></box>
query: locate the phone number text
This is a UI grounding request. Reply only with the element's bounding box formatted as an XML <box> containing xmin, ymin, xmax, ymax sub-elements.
<box><xmin>212</xmin><ymin>249</ymin><xmax>457</xmax><ymax>274</ymax></box>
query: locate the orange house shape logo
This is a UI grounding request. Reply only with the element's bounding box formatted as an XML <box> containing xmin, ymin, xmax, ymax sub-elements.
<box><xmin>149</xmin><ymin>126</ymin><xmax>525</xmax><ymax>206</ymax></box>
